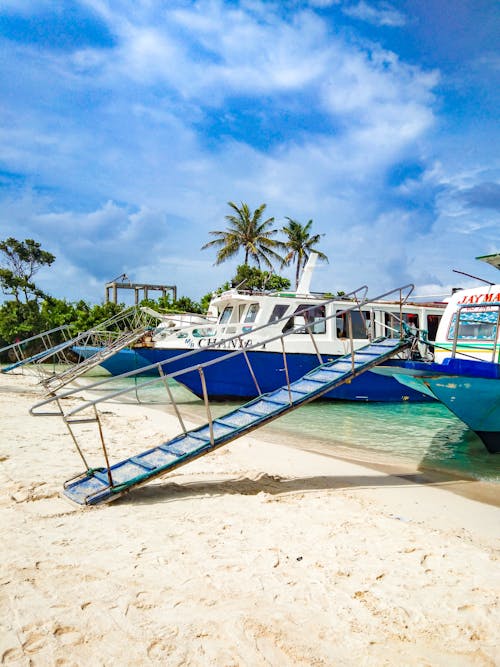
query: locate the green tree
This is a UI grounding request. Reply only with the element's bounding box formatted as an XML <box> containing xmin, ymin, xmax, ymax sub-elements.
<box><xmin>202</xmin><ymin>202</ymin><xmax>286</xmax><ymax>270</ymax></box>
<box><xmin>0</xmin><ymin>238</ymin><xmax>55</xmax><ymax>303</ymax></box>
<box><xmin>281</xmin><ymin>218</ymin><xmax>328</xmax><ymax>288</ymax></box>
<box><xmin>0</xmin><ymin>300</ymin><xmax>47</xmax><ymax>348</ymax></box>
<box><xmin>230</xmin><ymin>264</ymin><xmax>290</xmax><ymax>292</ymax></box>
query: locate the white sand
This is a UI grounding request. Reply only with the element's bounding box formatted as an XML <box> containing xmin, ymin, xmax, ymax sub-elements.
<box><xmin>1</xmin><ymin>372</ymin><xmax>499</xmax><ymax>666</ymax></box>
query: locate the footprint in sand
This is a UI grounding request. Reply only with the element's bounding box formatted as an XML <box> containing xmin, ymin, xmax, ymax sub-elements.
<box><xmin>53</xmin><ymin>625</ymin><xmax>82</xmax><ymax>646</ymax></box>
<box><xmin>2</xmin><ymin>647</ymin><xmax>24</xmax><ymax>664</ymax></box>
<box><xmin>147</xmin><ymin>639</ymin><xmax>175</xmax><ymax>660</ymax></box>
<box><xmin>21</xmin><ymin>631</ymin><xmax>46</xmax><ymax>654</ymax></box>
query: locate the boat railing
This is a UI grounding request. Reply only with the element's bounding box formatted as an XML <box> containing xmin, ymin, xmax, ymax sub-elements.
<box><xmin>0</xmin><ymin>325</ymin><xmax>74</xmax><ymax>374</ymax></box>
<box><xmin>29</xmin><ymin>283</ymin><xmax>417</xmax><ymax>490</ymax></box>
<box><xmin>1</xmin><ymin>305</ymin><xmax>164</xmax><ymax>382</ymax></box>
<box><xmin>30</xmin><ymin>282</ymin><xmax>416</xmax><ymax>417</ymax></box>
<box><xmin>0</xmin><ymin>324</ymin><xmax>72</xmax><ymax>360</ymax></box>
<box><xmin>150</xmin><ymin>283</ymin><xmax>366</xmax><ymax>345</ymax></box>
<box><xmin>157</xmin><ymin>286</ymin><xmax>375</xmax><ymax>344</ymax></box>
<box><xmin>450</xmin><ymin>301</ymin><xmax>500</xmax><ymax>363</ymax></box>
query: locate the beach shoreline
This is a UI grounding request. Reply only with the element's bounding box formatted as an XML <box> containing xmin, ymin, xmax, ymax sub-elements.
<box><xmin>1</xmin><ymin>371</ymin><xmax>499</xmax><ymax>665</ymax></box>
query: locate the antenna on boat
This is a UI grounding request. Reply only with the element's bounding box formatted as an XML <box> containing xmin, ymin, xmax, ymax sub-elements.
<box><xmin>452</xmin><ymin>269</ymin><xmax>494</xmax><ymax>286</ymax></box>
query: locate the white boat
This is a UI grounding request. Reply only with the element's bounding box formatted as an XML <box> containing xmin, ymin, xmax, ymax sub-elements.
<box><xmin>74</xmin><ymin>254</ymin><xmax>447</xmax><ymax>402</ymax></box>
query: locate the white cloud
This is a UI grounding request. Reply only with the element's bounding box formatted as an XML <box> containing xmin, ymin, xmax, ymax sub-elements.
<box><xmin>342</xmin><ymin>1</ymin><xmax>406</xmax><ymax>27</ymax></box>
<box><xmin>0</xmin><ymin>0</ymin><xmax>497</xmax><ymax>305</ymax></box>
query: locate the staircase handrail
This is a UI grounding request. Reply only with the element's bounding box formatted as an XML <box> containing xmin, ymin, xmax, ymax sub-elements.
<box><xmin>30</xmin><ymin>283</ymin><xmax>415</xmax><ymax>417</ymax></box>
<box><xmin>0</xmin><ymin>325</ymin><xmax>72</xmax><ymax>355</ymax></box>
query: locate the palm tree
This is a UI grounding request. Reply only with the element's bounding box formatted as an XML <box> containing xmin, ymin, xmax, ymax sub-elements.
<box><xmin>202</xmin><ymin>202</ymin><xmax>286</xmax><ymax>269</ymax></box>
<box><xmin>281</xmin><ymin>218</ymin><xmax>328</xmax><ymax>288</ymax></box>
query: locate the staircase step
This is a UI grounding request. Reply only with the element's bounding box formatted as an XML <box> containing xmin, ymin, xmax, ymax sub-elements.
<box><xmin>241</xmin><ymin>398</ymin><xmax>289</xmax><ymax>416</ymax></box>
<box><xmin>195</xmin><ymin>422</ymin><xmax>235</xmax><ymax>442</ymax></box>
<box><xmin>266</xmin><ymin>388</ymin><xmax>306</xmax><ymax>404</ymax></box>
<box><xmin>95</xmin><ymin>461</ymin><xmax>148</xmax><ymax>486</ymax></box>
<box><xmin>307</xmin><ymin>368</ymin><xmax>344</xmax><ymax>382</ymax></box>
<box><xmin>134</xmin><ymin>447</ymin><xmax>179</xmax><ymax>468</ymax></box>
<box><xmin>64</xmin><ymin>475</ymin><xmax>110</xmax><ymax>505</ymax></box>
<box><xmin>217</xmin><ymin>410</ymin><xmax>262</xmax><ymax>428</ymax></box>
<box><xmin>163</xmin><ymin>433</ymin><xmax>211</xmax><ymax>456</ymax></box>
<box><xmin>289</xmin><ymin>378</ymin><xmax>325</xmax><ymax>393</ymax></box>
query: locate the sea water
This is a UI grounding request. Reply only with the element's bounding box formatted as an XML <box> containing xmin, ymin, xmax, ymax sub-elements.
<box><xmin>83</xmin><ymin>374</ymin><xmax>500</xmax><ymax>485</ymax></box>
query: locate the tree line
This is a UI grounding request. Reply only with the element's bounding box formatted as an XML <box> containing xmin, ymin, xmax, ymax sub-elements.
<box><xmin>0</xmin><ymin>203</ymin><xmax>328</xmax><ymax>354</ymax></box>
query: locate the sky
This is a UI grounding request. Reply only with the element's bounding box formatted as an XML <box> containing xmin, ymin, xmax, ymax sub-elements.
<box><xmin>0</xmin><ymin>0</ymin><xmax>499</xmax><ymax>305</ymax></box>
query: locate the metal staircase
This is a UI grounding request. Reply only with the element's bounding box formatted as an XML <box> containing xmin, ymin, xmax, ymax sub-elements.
<box><xmin>29</xmin><ymin>282</ymin><xmax>418</xmax><ymax>506</ymax></box>
<box><xmin>61</xmin><ymin>337</ymin><xmax>409</xmax><ymax>505</ymax></box>
<box><xmin>1</xmin><ymin>326</ymin><xmax>73</xmax><ymax>374</ymax></box>
<box><xmin>1</xmin><ymin>306</ymin><xmax>162</xmax><ymax>392</ymax></box>
<box><xmin>41</xmin><ymin>326</ymin><xmax>150</xmax><ymax>393</ymax></box>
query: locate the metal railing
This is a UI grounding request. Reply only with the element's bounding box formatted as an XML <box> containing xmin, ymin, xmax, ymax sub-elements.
<box><xmin>450</xmin><ymin>302</ymin><xmax>500</xmax><ymax>363</ymax></box>
<box><xmin>1</xmin><ymin>306</ymin><xmax>165</xmax><ymax>389</ymax></box>
<box><xmin>29</xmin><ymin>284</ymin><xmax>416</xmax><ymax>487</ymax></box>
<box><xmin>0</xmin><ymin>325</ymin><xmax>73</xmax><ymax>372</ymax></box>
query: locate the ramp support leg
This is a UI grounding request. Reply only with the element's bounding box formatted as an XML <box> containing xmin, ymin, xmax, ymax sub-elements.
<box><xmin>240</xmin><ymin>337</ymin><xmax>262</xmax><ymax>395</ymax></box>
<box><xmin>198</xmin><ymin>366</ymin><xmax>214</xmax><ymax>445</ymax></box>
<box><xmin>280</xmin><ymin>337</ymin><xmax>292</xmax><ymax>403</ymax></box>
<box><xmin>94</xmin><ymin>405</ymin><xmax>114</xmax><ymax>487</ymax></box>
<box><xmin>159</xmin><ymin>366</ymin><xmax>187</xmax><ymax>435</ymax></box>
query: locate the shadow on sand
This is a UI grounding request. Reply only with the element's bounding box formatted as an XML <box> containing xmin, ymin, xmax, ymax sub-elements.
<box><xmin>114</xmin><ymin>468</ymin><xmax>481</xmax><ymax>507</ymax></box>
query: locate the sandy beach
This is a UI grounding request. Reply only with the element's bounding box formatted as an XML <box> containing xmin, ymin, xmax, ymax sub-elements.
<box><xmin>1</xmin><ymin>371</ymin><xmax>499</xmax><ymax>666</ymax></box>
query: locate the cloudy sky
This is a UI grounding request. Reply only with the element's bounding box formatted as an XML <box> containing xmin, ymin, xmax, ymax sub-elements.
<box><xmin>1</xmin><ymin>0</ymin><xmax>499</xmax><ymax>304</ymax></box>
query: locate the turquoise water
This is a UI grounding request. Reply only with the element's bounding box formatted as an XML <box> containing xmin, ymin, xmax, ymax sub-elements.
<box><xmin>84</xmin><ymin>374</ymin><xmax>500</xmax><ymax>485</ymax></box>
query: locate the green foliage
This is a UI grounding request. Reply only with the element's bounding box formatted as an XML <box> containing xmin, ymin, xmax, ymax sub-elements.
<box><xmin>143</xmin><ymin>294</ymin><xmax>203</xmax><ymax>314</ymax></box>
<box><xmin>281</xmin><ymin>218</ymin><xmax>328</xmax><ymax>288</ymax></box>
<box><xmin>70</xmin><ymin>301</ymin><xmax>124</xmax><ymax>334</ymax></box>
<box><xmin>202</xmin><ymin>201</ymin><xmax>286</xmax><ymax>269</ymax></box>
<box><xmin>0</xmin><ymin>300</ymin><xmax>47</xmax><ymax>348</ymax></box>
<box><xmin>0</xmin><ymin>237</ymin><xmax>55</xmax><ymax>303</ymax></box>
<box><xmin>230</xmin><ymin>264</ymin><xmax>290</xmax><ymax>291</ymax></box>
<box><xmin>200</xmin><ymin>292</ymin><xmax>215</xmax><ymax>313</ymax></box>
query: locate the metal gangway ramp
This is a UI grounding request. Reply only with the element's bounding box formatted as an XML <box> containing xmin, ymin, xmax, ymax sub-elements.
<box><xmin>0</xmin><ymin>325</ymin><xmax>73</xmax><ymax>374</ymax></box>
<box><xmin>1</xmin><ymin>306</ymin><xmax>162</xmax><ymax>393</ymax></box>
<box><xmin>30</xmin><ymin>284</ymin><xmax>418</xmax><ymax>506</ymax></box>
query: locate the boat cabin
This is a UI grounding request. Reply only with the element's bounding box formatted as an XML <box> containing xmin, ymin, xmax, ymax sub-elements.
<box><xmin>153</xmin><ymin>284</ymin><xmax>446</xmax><ymax>360</ymax></box>
<box><xmin>433</xmin><ymin>284</ymin><xmax>500</xmax><ymax>363</ymax></box>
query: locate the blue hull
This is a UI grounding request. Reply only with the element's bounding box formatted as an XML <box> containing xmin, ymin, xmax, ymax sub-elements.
<box><xmin>72</xmin><ymin>346</ymin><xmax>152</xmax><ymax>376</ymax></box>
<box><xmin>130</xmin><ymin>347</ymin><xmax>434</xmax><ymax>403</ymax></box>
<box><xmin>389</xmin><ymin>359</ymin><xmax>500</xmax><ymax>453</ymax></box>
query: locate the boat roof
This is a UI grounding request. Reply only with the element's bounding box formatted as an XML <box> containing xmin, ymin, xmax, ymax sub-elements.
<box><xmin>476</xmin><ymin>252</ymin><xmax>500</xmax><ymax>270</ymax></box>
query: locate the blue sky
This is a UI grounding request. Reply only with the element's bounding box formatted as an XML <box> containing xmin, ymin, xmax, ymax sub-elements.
<box><xmin>0</xmin><ymin>0</ymin><xmax>499</xmax><ymax>304</ymax></box>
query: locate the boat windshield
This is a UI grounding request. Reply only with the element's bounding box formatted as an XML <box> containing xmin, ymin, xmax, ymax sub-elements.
<box><xmin>244</xmin><ymin>304</ymin><xmax>259</xmax><ymax>323</ymax></box>
<box><xmin>448</xmin><ymin>308</ymin><xmax>499</xmax><ymax>341</ymax></box>
<box><xmin>219</xmin><ymin>306</ymin><xmax>233</xmax><ymax>324</ymax></box>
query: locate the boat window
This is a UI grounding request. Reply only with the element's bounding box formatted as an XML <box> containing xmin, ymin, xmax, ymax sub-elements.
<box><xmin>448</xmin><ymin>308</ymin><xmax>498</xmax><ymax>341</ymax></box>
<box><xmin>337</xmin><ymin>310</ymin><xmax>370</xmax><ymax>339</ymax></box>
<box><xmin>384</xmin><ymin>312</ymin><xmax>419</xmax><ymax>336</ymax></box>
<box><xmin>219</xmin><ymin>306</ymin><xmax>233</xmax><ymax>324</ymax></box>
<box><xmin>268</xmin><ymin>304</ymin><xmax>289</xmax><ymax>324</ymax></box>
<box><xmin>244</xmin><ymin>303</ymin><xmax>259</xmax><ymax>323</ymax></box>
<box><xmin>426</xmin><ymin>314</ymin><xmax>441</xmax><ymax>351</ymax></box>
<box><xmin>283</xmin><ymin>304</ymin><xmax>326</xmax><ymax>334</ymax></box>
<box><xmin>238</xmin><ymin>304</ymin><xmax>246</xmax><ymax>322</ymax></box>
